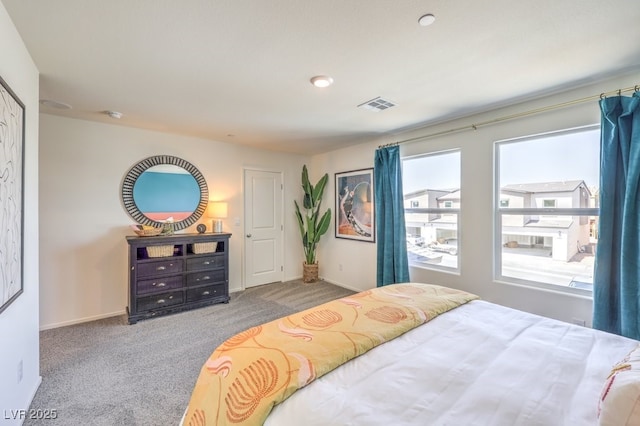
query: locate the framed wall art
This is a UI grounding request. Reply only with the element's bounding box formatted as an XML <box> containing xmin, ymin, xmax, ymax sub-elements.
<box><xmin>0</xmin><ymin>75</ymin><xmax>25</xmax><ymax>314</ymax></box>
<box><xmin>335</xmin><ymin>168</ymin><xmax>375</xmax><ymax>242</ymax></box>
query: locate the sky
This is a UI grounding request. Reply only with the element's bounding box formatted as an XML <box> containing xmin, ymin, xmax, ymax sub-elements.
<box><xmin>403</xmin><ymin>150</ymin><xmax>460</xmax><ymax>193</ymax></box>
<box><xmin>402</xmin><ymin>127</ymin><xmax>600</xmax><ymax>193</ymax></box>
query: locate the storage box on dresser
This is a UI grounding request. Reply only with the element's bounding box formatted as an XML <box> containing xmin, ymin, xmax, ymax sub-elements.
<box><xmin>126</xmin><ymin>233</ymin><xmax>231</xmax><ymax>324</ymax></box>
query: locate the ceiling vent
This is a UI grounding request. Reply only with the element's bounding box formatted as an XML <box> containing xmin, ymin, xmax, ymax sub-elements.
<box><xmin>357</xmin><ymin>96</ymin><xmax>396</xmax><ymax>112</ymax></box>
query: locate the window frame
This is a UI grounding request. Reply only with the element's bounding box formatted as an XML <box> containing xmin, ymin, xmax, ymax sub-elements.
<box><xmin>494</xmin><ymin>125</ymin><xmax>599</xmax><ymax>296</ymax></box>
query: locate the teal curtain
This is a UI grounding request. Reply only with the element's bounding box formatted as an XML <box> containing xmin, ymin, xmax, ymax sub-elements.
<box><xmin>374</xmin><ymin>145</ymin><xmax>410</xmax><ymax>287</ymax></box>
<box><xmin>593</xmin><ymin>91</ymin><xmax>640</xmax><ymax>339</ymax></box>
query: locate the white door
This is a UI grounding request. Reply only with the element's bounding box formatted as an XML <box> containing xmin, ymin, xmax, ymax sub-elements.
<box><xmin>244</xmin><ymin>169</ymin><xmax>283</xmax><ymax>287</ymax></box>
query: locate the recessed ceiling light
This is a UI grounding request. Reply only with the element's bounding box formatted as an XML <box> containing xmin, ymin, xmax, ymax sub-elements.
<box><xmin>104</xmin><ymin>110</ymin><xmax>123</xmax><ymax>119</ymax></box>
<box><xmin>39</xmin><ymin>99</ymin><xmax>72</xmax><ymax>110</ymax></box>
<box><xmin>418</xmin><ymin>13</ymin><xmax>436</xmax><ymax>27</ymax></box>
<box><xmin>310</xmin><ymin>75</ymin><xmax>334</xmax><ymax>88</ymax></box>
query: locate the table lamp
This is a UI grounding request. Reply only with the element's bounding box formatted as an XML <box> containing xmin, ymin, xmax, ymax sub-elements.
<box><xmin>208</xmin><ymin>202</ymin><xmax>228</xmax><ymax>233</ymax></box>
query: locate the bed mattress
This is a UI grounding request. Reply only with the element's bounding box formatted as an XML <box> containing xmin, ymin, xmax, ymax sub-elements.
<box><xmin>264</xmin><ymin>300</ymin><xmax>637</xmax><ymax>426</ymax></box>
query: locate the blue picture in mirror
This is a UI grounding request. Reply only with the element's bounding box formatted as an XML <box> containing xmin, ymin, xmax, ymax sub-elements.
<box><xmin>133</xmin><ymin>165</ymin><xmax>200</xmax><ymax>222</ymax></box>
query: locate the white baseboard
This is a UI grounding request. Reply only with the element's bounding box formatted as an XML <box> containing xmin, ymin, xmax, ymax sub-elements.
<box><xmin>320</xmin><ymin>278</ymin><xmax>363</xmax><ymax>293</ymax></box>
<box><xmin>279</xmin><ymin>276</ymin><xmax>363</xmax><ymax>293</ymax></box>
<box><xmin>40</xmin><ymin>310</ymin><xmax>126</xmax><ymax>331</ymax></box>
<box><xmin>227</xmin><ymin>277</ymin><xmax>359</xmax><ymax>295</ymax></box>
<box><xmin>16</xmin><ymin>375</ymin><xmax>42</xmax><ymax>426</ymax></box>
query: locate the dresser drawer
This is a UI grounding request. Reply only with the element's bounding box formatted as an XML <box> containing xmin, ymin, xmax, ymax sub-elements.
<box><xmin>186</xmin><ymin>284</ymin><xmax>226</xmax><ymax>302</ymax></box>
<box><xmin>186</xmin><ymin>269</ymin><xmax>225</xmax><ymax>286</ymax></box>
<box><xmin>137</xmin><ymin>275</ymin><xmax>183</xmax><ymax>295</ymax></box>
<box><xmin>136</xmin><ymin>291</ymin><xmax>184</xmax><ymax>312</ymax></box>
<box><xmin>187</xmin><ymin>255</ymin><xmax>225</xmax><ymax>271</ymax></box>
<box><xmin>137</xmin><ymin>259</ymin><xmax>183</xmax><ymax>277</ymax></box>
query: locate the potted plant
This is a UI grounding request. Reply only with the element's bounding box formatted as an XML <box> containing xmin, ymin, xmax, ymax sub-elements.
<box><xmin>294</xmin><ymin>165</ymin><xmax>332</xmax><ymax>283</ymax></box>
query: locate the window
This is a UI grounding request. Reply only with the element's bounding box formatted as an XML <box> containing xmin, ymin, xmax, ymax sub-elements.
<box><xmin>403</xmin><ymin>150</ymin><xmax>460</xmax><ymax>271</ymax></box>
<box><xmin>495</xmin><ymin>126</ymin><xmax>599</xmax><ymax>293</ymax></box>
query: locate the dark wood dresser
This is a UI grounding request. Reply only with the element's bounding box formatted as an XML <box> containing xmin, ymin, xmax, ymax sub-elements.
<box><xmin>126</xmin><ymin>233</ymin><xmax>231</xmax><ymax>324</ymax></box>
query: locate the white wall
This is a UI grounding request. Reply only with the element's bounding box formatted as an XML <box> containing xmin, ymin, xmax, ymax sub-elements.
<box><xmin>39</xmin><ymin>114</ymin><xmax>308</xmax><ymax>329</ymax></box>
<box><xmin>0</xmin><ymin>2</ymin><xmax>41</xmax><ymax>423</ymax></box>
<box><xmin>315</xmin><ymin>72</ymin><xmax>640</xmax><ymax>327</ymax></box>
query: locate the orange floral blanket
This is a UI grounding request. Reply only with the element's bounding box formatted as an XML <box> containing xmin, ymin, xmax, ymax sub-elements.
<box><xmin>183</xmin><ymin>283</ymin><xmax>479</xmax><ymax>426</ymax></box>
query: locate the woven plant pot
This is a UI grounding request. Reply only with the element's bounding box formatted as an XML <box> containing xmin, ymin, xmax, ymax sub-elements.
<box><xmin>302</xmin><ymin>262</ymin><xmax>319</xmax><ymax>283</ymax></box>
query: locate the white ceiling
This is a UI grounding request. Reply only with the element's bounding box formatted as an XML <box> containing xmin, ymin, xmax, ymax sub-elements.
<box><xmin>3</xmin><ymin>0</ymin><xmax>640</xmax><ymax>154</ymax></box>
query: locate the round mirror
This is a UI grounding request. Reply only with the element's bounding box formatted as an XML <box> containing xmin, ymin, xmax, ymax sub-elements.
<box><xmin>122</xmin><ymin>155</ymin><xmax>208</xmax><ymax>231</ymax></box>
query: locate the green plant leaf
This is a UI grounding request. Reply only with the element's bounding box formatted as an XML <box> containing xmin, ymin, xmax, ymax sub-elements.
<box><xmin>294</xmin><ymin>201</ymin><xmax>305</xmax><ymax>238</ymax></box>
<box><xmin>316</xmin><ymin>209</ymin><xmax>331</xmax><ymax>238</ymax></box>
<box><xmin>303</xmin><ymin>193</ymin><xmax>313</xmax><ymax>210</ymax></box>
<box><xmin>307</xmin><ymin>214</ymin><xmax>316</xmax><ymax>244</ymax></box>
<box><xmin>302</xmin><ymin>165</ymin><xmax>312</xmax><ymax>198</ymax></box>
<box><xmin>312</xmin><ymin>173</ymin><xmax>328</xmax><ymax>205</ymax></box>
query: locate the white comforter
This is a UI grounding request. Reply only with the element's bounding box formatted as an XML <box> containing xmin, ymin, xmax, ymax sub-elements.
<box><xmin>265</xmin><ymin>300</ymin><xmax>637</xmax><ymax>426</ymax></box>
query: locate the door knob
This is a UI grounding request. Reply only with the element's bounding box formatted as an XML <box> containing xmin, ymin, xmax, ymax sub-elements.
<box><xmin>246</xmin><ymin>234</ymin><xmax>252</xmax><ymax>238</ymax></box>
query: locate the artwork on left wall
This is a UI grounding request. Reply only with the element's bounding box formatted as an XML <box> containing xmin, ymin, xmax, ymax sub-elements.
<box><xmin>335</xmin><ymin>168</ymin><xmax>375</xmax><ymax>242</ymax></box>
<box><xmin>0</xmin><ymin>75</ymin><xmax>25</xmax><ymax>314</ymax></box>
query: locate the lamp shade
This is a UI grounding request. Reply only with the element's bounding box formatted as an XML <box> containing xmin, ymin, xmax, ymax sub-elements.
<box><xmin>208</xmin><ymin>202</ymin><xmax>228</xmax><ymax>219</ymax></box>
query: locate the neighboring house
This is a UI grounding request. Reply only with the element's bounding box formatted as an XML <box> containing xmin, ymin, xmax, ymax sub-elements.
<box><xmin>500</xmin><ymin>180</ymin><xmax>592</xmax><ymax>261</ymax></box>
<box><xmin>405</xmin><ymin>180</ymin><xmax>594</xmax><ymax>262</ymax></box>
<box><xmin>404</xmin><ymin>188</ymin><xmax>456</xmax><ymax>244</ymax></box>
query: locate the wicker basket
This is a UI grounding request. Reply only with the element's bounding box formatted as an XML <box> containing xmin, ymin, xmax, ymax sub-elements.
<box><xmin>302</xmin><ymin>262</ymin><xmax>319</xmax><ymax>283</ymax></box>
<box><xmin>193</xmin><ymin>242</ymin><xmax>218</xmax><ymax>254</ymax></box>
<box><xmin>147</xmin><ymin>245</ymin><xmax>174</xmax><ymax>258</ymax></box>
<box><xmin>130</xmin><ymin>224</ymin><xmax>162</xmax><ymax>237</ymax></box>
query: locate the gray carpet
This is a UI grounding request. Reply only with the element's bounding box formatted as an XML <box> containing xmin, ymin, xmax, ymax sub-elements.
<box><xmin>26</xmin><ymin>280</ymin><xmax>355</xmax><ymax>426</ymax></box>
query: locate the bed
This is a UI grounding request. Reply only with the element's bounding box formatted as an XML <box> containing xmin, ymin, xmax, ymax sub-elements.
<box><xmin>182</xmin><ymin>283</ymin><xmax>640</xmax><ymax>426</ymax></box>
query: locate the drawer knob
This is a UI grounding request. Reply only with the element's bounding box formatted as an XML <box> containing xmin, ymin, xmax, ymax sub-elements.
<box><xmin>203</xmin><ymin>261</ymin><xmax>210</xmax><ymax>265</ymax></box>
<box><xmin>157</xmin><ymin>266</ymin><xmax>166</xmax><ymax>271</ymax></box>
<box><xmin>157</xmin><ymin>299</ymin><xmax>165</xmax><ymax>304</ymax></box>
<box><xmin>203</xmin><ymin>291</ymin><xmax>210</xmax><ymax>295</ymax></box>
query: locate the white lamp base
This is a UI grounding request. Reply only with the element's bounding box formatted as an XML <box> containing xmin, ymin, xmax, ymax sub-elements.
<box><xmin>212</xmin><ymin>219</ymin><xmax>223</xmax><ymax>233</ymax></box>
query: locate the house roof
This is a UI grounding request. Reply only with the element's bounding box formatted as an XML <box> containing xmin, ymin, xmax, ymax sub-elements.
<box><xmin>502</xmin><ymin>180</ymin><xmax>587</xmax><ymax>194</ymax></box>
<box><xmin>439</xmin><ymin>190</ymin><xmax>460</xmax><ymax>201</ymax></box>
<box><xmin>406</xmin><ymin>180</ymin><xmax>590</xmax><ymax>199</ymax></box>
<box><xmin>403</xmin><ymin>189</ymin><xmax>451</xmax><ymax>199</ymax></box>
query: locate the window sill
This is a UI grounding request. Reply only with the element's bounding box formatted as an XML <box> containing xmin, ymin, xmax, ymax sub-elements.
<box><xmin>494</xmin><ymin>277</ymin><xmax>593</xmax><ymax>300</ymax></box>
<box><xmin>409</xmin><ymin>263</ymin><xmax>460</xmax><ymax>276</ymax></box>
